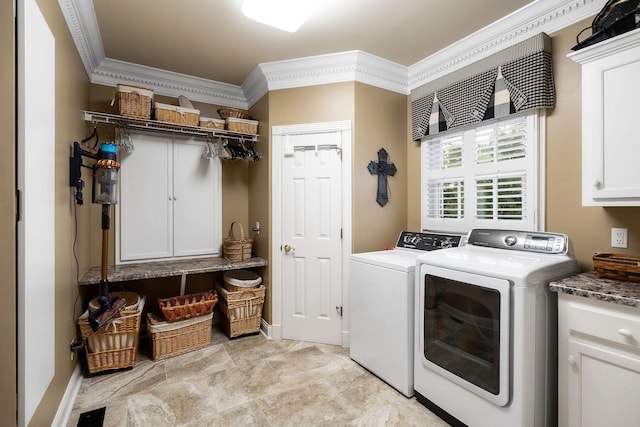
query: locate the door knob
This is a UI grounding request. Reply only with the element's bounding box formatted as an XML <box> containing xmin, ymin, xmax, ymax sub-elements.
<box><xmin>283</xmin><ymin>244</ymin><xmax>294</xmax><ymax>253</ymax></box>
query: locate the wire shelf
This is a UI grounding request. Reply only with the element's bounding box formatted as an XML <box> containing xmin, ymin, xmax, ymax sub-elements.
<box><xmin>83</xmin><ymin>111</ymin><xmax>258</xmax><ymax>143</ymax></box>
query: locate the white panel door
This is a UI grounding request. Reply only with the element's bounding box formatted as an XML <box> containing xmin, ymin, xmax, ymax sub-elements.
<box><xmin>173</xmin><ymin>138</ymin><xmax>221</xmax><ymax>257</ymax></box>
<box><xmin>119</xmin><ymin>133</ymin><xmax>173</xmax><ymax>261</ymax></box>
<box><xmin>17</xmin><ymin>0</ymin><xmax>55</xmax><ymax>424</ymax></box>
<box><xmin>282</xmin><ymin>132</ymin><xmax>342</xmax><ymax>345</ymax></box>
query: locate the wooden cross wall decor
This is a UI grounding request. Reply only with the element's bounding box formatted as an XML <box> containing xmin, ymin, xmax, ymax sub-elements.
<box><xmin>367</xmin><ymin>148</ymin><xmax>397</xmax><ymax>207</ymax></box>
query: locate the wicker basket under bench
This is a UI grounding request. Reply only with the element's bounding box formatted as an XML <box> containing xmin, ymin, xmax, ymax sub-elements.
<box><xmin>215</xmin><ymin>284</ymin><xmax>265</xmax><ymax>338</ymax></box>
<box><xmin>147</xmin><ymin>312</ymin><xmax>213</xmax><ymax>360</ymax></box>
<box><xmin>77</xmin><ymin>303</ymin><xmax>144</xmax><ymax>374</ymax></box>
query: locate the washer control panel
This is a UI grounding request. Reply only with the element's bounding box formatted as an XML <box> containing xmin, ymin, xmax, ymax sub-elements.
<box><xmin>467</xmin><ymin>229</ymin><xmax>569</xmax><ymax>254</ymax></box>
<box><xmin>396</xmin><ymin>231</ymin><xmax>464</xmax><ymax>251</ymax></box>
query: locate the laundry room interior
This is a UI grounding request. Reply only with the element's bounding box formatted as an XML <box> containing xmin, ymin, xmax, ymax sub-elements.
<box><xmin>4</xmin><ymin>0</ymin><xmax>640</xmax><ymax>426</ymax></box>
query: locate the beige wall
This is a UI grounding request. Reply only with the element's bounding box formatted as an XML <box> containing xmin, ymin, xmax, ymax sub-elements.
<box><xmin>248</xmin><ymin>94</ymin><xmax>271</xmax><ymax>321</ymax></box>
<box><xmin>0</xmin><ymin>1</ymin><xmax>16</xmax><ymax>425</ymax></box>
<box><xmin>353</xmin><ymin>82</ymin><xmax>408</xmax><ymax>253</ymax></box>
<box><xmin>408</xmin><ymin>20</ymin><xmax>640</xmax><ymax>271</ymax></box>
<box><xmin>547</xmin><ymin>20</ymin><xmax>640</xmax><ymax>270</ymax></box>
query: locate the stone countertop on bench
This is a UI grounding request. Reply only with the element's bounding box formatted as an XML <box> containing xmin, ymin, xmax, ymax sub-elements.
<box><xmin>550</xmin><ymin>271</ymin><xmax>640</xmax><ymax>307</ymax></box>
<box><xmin>78</xmin><ymin>256</ymin><xmax>268</xmax><ymax>286</ymax></box>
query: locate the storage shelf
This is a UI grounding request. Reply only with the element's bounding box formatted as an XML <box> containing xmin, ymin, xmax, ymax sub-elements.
<box><xmin>83</xmin><ymin>110</ymin><xmax>258</xmax><ymax>143</ymax></box>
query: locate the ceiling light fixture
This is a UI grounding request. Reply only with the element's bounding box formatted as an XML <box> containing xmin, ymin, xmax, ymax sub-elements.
<box><xmin>242</xmin><ymin>0</ymin><xmax>319</xmax><ymax>33</ymax></box>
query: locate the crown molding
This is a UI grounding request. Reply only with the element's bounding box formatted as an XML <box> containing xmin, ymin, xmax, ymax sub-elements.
<box><xmin>58</xmin><ymin>0</ymin><xmax>104</xmax><ymax>73</ymax></box>
<box><xmin>58</xmin><ymin>0</ymin><xmax>600</xmax><ymax>107</ymax></box>
<box><xmin>567</xmin><ymin>26</ymin><xmax>640</xmax><ymax>63</ymax></box>
<box><xmin>407</xmin><ymin>0</ymin><xmax>603</xmax><ymax>91</ymax></box>
<box><xmin>92</xmin><ymin>58</ymin><xmax>248</xmax><ymax>108</ymax></box>
<box><xmin>57</xmin><ymin>0</ymin><xmax>248</xmax><ymax>108</ymax></box>
<box><xmin>255</xmin><ymin>50</ymin><xmax>408</xmax><ymax>94</ymax></box>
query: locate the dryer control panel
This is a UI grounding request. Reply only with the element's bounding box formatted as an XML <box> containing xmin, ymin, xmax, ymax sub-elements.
<box><xmin>467</xmin><ymin>229</ymin><xmax>569</xmax><ymax>254</ymax></box>
<box><xmin>396</xmin><ymin>231</ymin><xmax>464</xmax><ymax>251</ymax></box>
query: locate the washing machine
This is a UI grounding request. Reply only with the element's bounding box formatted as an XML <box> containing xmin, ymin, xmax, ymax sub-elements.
<box><xmin>349</xmin><ymin>231</ymin><xmax>464</xmax><ymax>397</ymax></box>
<box><xmin>414</xmin><ymin>229</ymin><xmax>579</xmax><ymax>427</ymax></box>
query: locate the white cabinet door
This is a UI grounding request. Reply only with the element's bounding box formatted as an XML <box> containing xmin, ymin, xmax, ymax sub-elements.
<box><xmin>118</xmin><ymin>133</ymin><xmax>221</xmax><ymax>263</ymax></box>
<box><xmin>172</xmin><ymin>138</ymin><xmax>221</xmax><ymax>257</ymax></box>
<box><xmin>566</xmin><ymin>338</ymin><xmax>640</xmax><ymax>427</ymax></box>
<box><xmin>119</xmin><ymin>133</ymin><xmax>173</xmax><ymax>261</ymax></box>
<box><xmin>570</xmin><ymin>28</ymin><xmax>640</xmax><ymax>206</ymax></box>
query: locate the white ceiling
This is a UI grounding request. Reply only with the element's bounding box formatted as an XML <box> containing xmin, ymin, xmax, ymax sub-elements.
<box><xmin>59</xmin><ymin>0</ymin><xmax>602</xmax><ymax>108</ymax></box>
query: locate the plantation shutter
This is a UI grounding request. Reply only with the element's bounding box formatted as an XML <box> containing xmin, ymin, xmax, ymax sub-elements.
<box><xmin>421</xmin><ymin>114</ymin><xmax>538</xmax><ymax>232</ymax></box>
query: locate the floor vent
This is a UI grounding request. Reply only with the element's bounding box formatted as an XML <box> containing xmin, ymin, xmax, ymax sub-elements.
<box><xmin>77</xmin><ymin>407</ymin><xmax>106</xmax><ymax>427</ymax></box>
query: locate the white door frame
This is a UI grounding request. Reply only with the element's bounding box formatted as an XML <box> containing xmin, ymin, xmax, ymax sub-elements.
<box><xmin>271</xmin><ymin>121</ymin><xmax>352</xmax><ymax>346</ymax></box>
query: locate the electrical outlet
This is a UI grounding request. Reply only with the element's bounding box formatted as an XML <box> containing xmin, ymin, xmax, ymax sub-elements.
<box><xmin>611</xmin><ymin>228</ymin><xmax>628</xmax><ymax>249</ymax></box>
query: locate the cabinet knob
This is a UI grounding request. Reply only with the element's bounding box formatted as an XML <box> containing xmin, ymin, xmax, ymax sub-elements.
<box><xmin>593</xmin><ymin>178</ymin><xmax>601</xmax><ymax>188</ymax></box>
<box><xmin>617</xmin><ymin>328</ymin><xmax>632</xmax><ymax>337</ymax></box>
<box><xmin>568</xmin><ymin>354</ymin><xmax>576</xmax><ymax>365</ymax></box>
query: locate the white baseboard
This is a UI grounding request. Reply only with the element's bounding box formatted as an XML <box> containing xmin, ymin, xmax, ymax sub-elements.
<box><xmin>51</xmin><ymin>362</ymin><xmax>82</xmax><ymax>427</ymax></box>
<box><xmin>260</xmin><ymin>318</ymin><xmax>272</xmax><ymax>339</ymax></box>
<box><xmin>342</xmin><ymin>330</ymin><xmax>350</xmax><ymax>348</ymax></box>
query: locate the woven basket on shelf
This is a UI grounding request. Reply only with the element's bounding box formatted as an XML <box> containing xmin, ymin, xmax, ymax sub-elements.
<box><xmin>593</xmin><ymin>253</ymin><xmax>640</xmax><ymax>282</ymax></box>
<box><xmin>114</xmin><ymin>84</ymin><xmax>153</xmax><ymax>119</ymax></box>
<box><xmin>158</xmin><ymin>290</ymin><xmax>218</xmax><ymax>322</ymax></box>
<box><xmin>217</xmin><ymin>107</ymin><xmax>252</xmax><ymax>120</ymax></box>
<box><xmin>147</xmin><ymin>312</ymin><xmax>213</xmax><ymax>360</ymax></box>
<box><xmin>200</xmin><ymin>117</ymin><xmax>225</xmax><ymax>130</ymax></box>
<box><xmin>155</xmin><ymin>102</ymin><xmax>200</xmax><ymax>126</ymax></box>
<box><xmin>223</xmin><ymin>222</ymin><xmax>253</xmax><ymax>261</ymax></box>
<box><xmin>226</xmin><ymin>117</ymin><xmax>258</xmax><ymax>135</ymax></box>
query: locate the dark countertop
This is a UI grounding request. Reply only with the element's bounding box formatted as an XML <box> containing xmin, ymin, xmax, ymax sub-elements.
<box><xmin>78</xmin><ymin>256</ymin><xmax>268</xmax><ymax>286</ymax></box>
<box><xmin>549</xmin><ymin>271</ymin><xmax>640</xmax><ymax>307</ymax></box>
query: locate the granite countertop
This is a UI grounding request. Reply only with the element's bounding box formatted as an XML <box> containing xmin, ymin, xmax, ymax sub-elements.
<box><xmin>550</xmin><ymin>271</ymin><xmax>640</xmax><ymax>307</ymax></box>
<box><xmin>78</xmin><ymin>256</ymin><xmax>268</xmax><ymax>285</ymax></box>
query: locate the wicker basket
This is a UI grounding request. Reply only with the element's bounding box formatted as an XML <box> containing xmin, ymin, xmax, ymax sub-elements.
<box><xmin>77</xmin><ymin>303</ymin><xmax>143</xmax><ymax>374</ymax></box>
<box><xmin>593</xmin><ymin>253</ymin><xmax>640</xmax><ymax>282</ymax></box>
<box><xmin>147</xmin><ymin>312</ymin><xmax>213</xmax><ymax>360</ymax></box>
<box><xmin>155</xmin><ymin>102</ymin><xmax>200</xmax><ymax>126</ymax></box>
<box><xmin>89</xmin><ymin>291</ymin><xmax>140</xmax><ymax>312</ymax></box>
<box><xmin>215</xmin><ymin>284</ymin><xmax>265</xmax><ymax>338</ymax></box>
<box><xmin>114</xmin><ymin>84</ymin><xmax>153</xmax><ymax>119</ymax></box>
<box><xmin>223</xmin><ymin>222</ymin><xmax>253</xmax><ymax>261</ymax></box>
<box><xmin>200</xmin><ymin>117</ymin><xmax>225</xmax><ymax>130</ymax></box>
<box><xmin>217</xmin><ymin>107</ymin><xmax>252</xmax><ymax>120</ymax></box>
<box><xmin>226</xmin><ymin>117</ymin><xmax>258</xmax><ymax>135</ymax></box>
<box><xmin>223</xmin><ymin>269</ymin><xmax>262</xmax><ymax>292</ymax></box>
<box><xmin>158</xmin><ymin>290</ymin><xmax>218</xmax><ymax>322</ymax></box>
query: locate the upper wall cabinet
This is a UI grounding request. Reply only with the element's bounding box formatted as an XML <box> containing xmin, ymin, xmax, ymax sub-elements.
<box><xmin>569</xmin><ymin>28</ymin><xmax>640</xmax><ymax>206</ymax></box>
<box><xmin>116</xmin><ymin>132</ymin><xmax>222</xmax><ymax>263</ymax></box>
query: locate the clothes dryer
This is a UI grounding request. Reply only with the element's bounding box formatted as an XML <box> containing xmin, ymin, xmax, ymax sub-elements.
<box><xmin>414</xmin><ymin>229</ymin><xmax>579</xmax><ymax>426</ymax></box>
<box><xmin>349</xmin><ymin>231</ymin><xmax>463</xmax><ymax>397</ymax></box>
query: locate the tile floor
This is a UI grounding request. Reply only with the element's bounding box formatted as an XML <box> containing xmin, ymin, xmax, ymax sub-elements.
<box><xmin>67</xmin><ymin>325</ymin><xmax>451</xmax><ymax>426</ymax></box>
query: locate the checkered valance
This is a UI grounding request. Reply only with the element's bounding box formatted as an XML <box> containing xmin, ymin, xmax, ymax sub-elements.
<box><xmin>411</xmin><ymin>33</ymin><xmax>554</xmax><ymax>141</ymax></box>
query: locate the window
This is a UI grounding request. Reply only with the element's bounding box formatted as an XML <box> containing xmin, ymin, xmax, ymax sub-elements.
<box><xmin>421</xmin><ymin>112</ymin><xmax>542</xmax><ymax>233</ymax></box>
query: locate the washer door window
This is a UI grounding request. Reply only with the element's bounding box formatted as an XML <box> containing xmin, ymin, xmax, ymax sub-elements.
<box><xmin>420</xmin><ymin>265</ymin><xmax>511</xmax><ymax>406</ymax></box>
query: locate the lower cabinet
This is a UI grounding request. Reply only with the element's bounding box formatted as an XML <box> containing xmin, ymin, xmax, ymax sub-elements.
<box><xmin>558</xmin><ymin>293</ymin><xmax>640</xmax><ymax>427</ymax></box>
<box><xmin>117</xmin><ymin>132</ymin><xmax>222</xmax><ymax>263</ymax></box>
